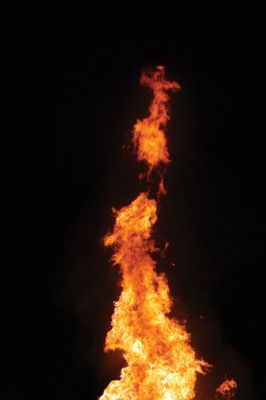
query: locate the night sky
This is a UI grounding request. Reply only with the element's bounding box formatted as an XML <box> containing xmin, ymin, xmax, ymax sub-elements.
<box><xmin>3</xmin><ymin>6</ymin><xmax>265</xmax><ymax>400</ymax></box>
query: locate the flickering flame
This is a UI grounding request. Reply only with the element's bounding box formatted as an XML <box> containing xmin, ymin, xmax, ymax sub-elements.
<box><xmin>133</xmin><ymin>66</ymin><xmax>180</xmax><ymax>174</ymax></box>
<box><xmin>99</xmin><ymin>67</ymin><xmax>236</xmax><ymax>400</ymax></box>
<box><xmin>216</xmin><ymin>379</ymin><xmax>237</xmax><ymax>399</ymax></box>
<box><xmin>101</xmin><ymin>192</ymin><xmax>208</xmax><ymax>400</ymax></box>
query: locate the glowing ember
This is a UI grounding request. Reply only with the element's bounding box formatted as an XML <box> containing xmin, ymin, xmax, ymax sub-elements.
<box><xmin>99</xmin><ymin>67</ymin><xmax>236</xmax><ymax>400</ymax></box>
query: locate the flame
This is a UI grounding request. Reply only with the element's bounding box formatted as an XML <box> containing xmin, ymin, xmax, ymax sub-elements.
<box><xmin>99</xmin><ymin>67</ymin><xmax>236</xmax><ymax>400</ymax></box>
<box><xmin>101</xmin><ymin>192</ymin><xmax>208</xmax><ymax>400</ymax></box>
<box><xmin>216</xmin><ymin>379</ymin><xmax>237</xmax><ymax>399</ymax></box>
<box><xmin>133</xmin><ymin>66</ymin><xmax>180</xmax><ymax>175</ymax></box>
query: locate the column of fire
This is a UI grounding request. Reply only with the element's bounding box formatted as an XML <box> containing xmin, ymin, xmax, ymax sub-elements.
<box><xmin>99</xmin><ymin>66</ymin><xmax>236</xmax><ymax>400</ymax></box>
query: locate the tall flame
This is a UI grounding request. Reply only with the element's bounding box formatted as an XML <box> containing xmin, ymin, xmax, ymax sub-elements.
<box><xmin>99</xmin><ymin>67</ymin><xmax>236</xmax><ymax>400</ymax></box>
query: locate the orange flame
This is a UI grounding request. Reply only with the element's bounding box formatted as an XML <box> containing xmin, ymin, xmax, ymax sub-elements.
<box><xmin>101</xmin><ymin>192</ymin><xmax>208</xmax><ymax>400</ymax></box>
<box><xmin>133</xmin><ymin>66</ymin><xmax>180</xmax><ymax>175</ymax></box>
<box><xmin>99</xmin><ymin>67</ymin><xmax>236</xmax><ymax>400</ymax></box>
<box><xmin>216</xmin><ymin>379</ymin><xmax>237</xmax><ymax>399</ymax></box>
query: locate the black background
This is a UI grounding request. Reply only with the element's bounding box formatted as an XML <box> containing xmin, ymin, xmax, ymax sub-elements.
<box><xmin>2</xmin><ymin>5</ymin><xmax>265</xmax><ymax>400</ymax></box>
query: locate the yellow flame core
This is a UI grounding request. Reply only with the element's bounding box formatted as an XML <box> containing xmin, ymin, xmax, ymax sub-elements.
<box><xmin>99</xmin><ymin>67</ymin><xmax>235</xmax><ymax>400</ymax></box>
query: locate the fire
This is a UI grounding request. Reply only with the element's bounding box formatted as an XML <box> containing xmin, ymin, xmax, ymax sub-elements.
<box><xmin>99</xmin><ymin>67</ymin><xmax>236</xmax><ymax>400</ymax></box>
<box><xmin>133</xmin><ymin>66</ymin><xmax>180</xmax><ymax>174</ymax></box>
<box><xmin>216</xmin><ymin>379</ymin><xmax>237</xmax><ymax>399</ymax></box>
<box><xmin>101</xmin><ymin>192</ymin><xmax>208</xmax><ymax>400</ymax></box>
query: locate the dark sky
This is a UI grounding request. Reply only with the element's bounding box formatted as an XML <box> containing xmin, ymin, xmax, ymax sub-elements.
<box><xmin>2</xmin><ymin>5</ymin><xmax>265</xmax><ymax>400</ymax></box>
